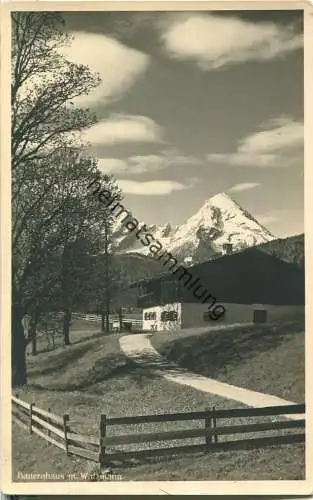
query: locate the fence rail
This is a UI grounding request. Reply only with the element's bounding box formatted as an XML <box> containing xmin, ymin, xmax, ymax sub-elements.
<box><xmin>71</xmin><ymin>312</ymin><xmax>143</xmax><ymax>329</ymax></box>
<box><xmin>106</xmin><ymin>403</ymin><xmax>305</xmax><ymax>425</ymax></box>
<box><xmin>12</xmin><ymin>395</ymin><xmax>305</xmax><ymax>467</ymax></box>
<box><xmin>12</xmin><ymin>395</ymin><xmax>99</xmax><ymax>463</ymax></box>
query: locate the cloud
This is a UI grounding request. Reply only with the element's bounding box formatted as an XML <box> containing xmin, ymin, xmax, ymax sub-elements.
<box><xmin>229</xmin><ymin>182</ymin><xmax>260</xmax><ymax>193</ymax></box>
<box><xmin>61</xmin><ymin>31</ymin><xmax>149</xmax><ymax>106</ymax></box>
<box><xmin>97</xmin><ymin>149</ymin><xmax>201</xmax><ymax>175</ymax></box>
<box><xmin>240</xmin><ymin>116</ymin><xmax>303</xmax><ymax>154</ymax></box>
<box><xmin>97</xmin><ymin>158</ymin><xmax>128</xmax><ymax>174</ymax></box>
<box><xmin>209</xmin><ymin>153</ymin><xmax>279</xmax><ymax>167</ymax></box>
<box><xmin>117</xmin><ymin>179</ymin><xmax>188</xmax><ymax>195</ymax></box>
<box><xmin>84</xmin><ymin>115</ymin><xmax>162</xmax><ymax>145</ymax></box>
<box><xmin>207</xmin><ymin>117</ymin><xmax>303</xmax><ymax>167</ymax></box>
<box><xmin>160</xmin><ymin>13</ymin><xmax>302</xmax><ymax>69</ymax></box>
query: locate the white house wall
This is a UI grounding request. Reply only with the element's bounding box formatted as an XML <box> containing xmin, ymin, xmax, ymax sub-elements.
<box><xmin>181</xmin><ymin>302</ymin><xmax>305</xmax><ymax>329</ymax></box>
<box><xmin>142</xmin><ymin>303</ymin><xmax>182</xmax><ymax>332</ymax></box>
<box><xmin>142</xmin><ymin>302</ymin><xmax>304</xmax><ymax>332</ymax></box>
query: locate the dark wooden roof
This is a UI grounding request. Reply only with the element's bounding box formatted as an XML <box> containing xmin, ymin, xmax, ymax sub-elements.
<box><xmin>115</xmin><ymin>248</ymin><xmax>305</xmax><ymax>307</ymax></box>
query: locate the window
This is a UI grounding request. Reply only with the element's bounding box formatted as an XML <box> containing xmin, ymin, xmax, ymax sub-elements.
<box><xmin>161</xmin><ymin>310</ymin><xmax>178</xmax><ymax>322</ymax></box>
<box><xmin>144</xmin><ymin>311</ymin><xmax>156</xmax><ymax>321</ymax></box>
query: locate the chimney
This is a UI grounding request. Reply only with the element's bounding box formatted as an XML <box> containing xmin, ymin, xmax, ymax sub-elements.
<box><xmin>184</xmin><ymin>256</ymin><xmax>193</xmax><ymax>266</ymax></box>
<box><xmin>222</xmin><ymin>243</ymin><xmax>233</xmax><ymax>256</ymax></box>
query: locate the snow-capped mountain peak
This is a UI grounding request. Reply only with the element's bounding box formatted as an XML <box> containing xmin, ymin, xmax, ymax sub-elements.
<box><xmin>114</xmin><ymin>192</ymin><xmax>275</xmax><ymax>262</ymax></box>
<box><xmin>204</xmin><ymin>192</ymin><xmax>238</xmax><ymax>209</ymax></box>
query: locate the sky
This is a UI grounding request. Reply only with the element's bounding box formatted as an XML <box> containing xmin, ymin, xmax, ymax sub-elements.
<box><xmin>62</xmin><ymin>10</ymin><xmax>304</xmax><ymax>238</ymax></box>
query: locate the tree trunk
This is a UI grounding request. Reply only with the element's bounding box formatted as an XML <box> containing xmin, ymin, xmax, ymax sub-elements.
<box><xmin>29</xmin><ymin>311</ymin><xmax>39</xmax><ymax>356</ymax></box>
<box><xmin>100</xmin><ymin>297</ymin><xmax>110</xmax><ymax>334</ymax></box>
<box><xmin>12</xmin><ymin>297</ymin><xmax>27</xmax><ymax>387</ymax></box>
<box><xmin>31</xmin><ymin>337</ymin><xmax>36</xmax><ymax>356</ymax></box>
<box><xmin>63</xmin><ymin>308</ymin><xmax>71</xmax><ymax>346</ymax></box>
<box><xmin>105</xmin><ymin>296</ymin><xmax>110</xmax><ymax>334</ymax></box>
<box><xmin>101</xmin><ymin>312</ymin><xmax>105</xmax><ymax>334</ymax></box>
<box><xmin>104</xmin><ymin>222</ymin><xmax>110</xmax><ymax>334</ymax></box>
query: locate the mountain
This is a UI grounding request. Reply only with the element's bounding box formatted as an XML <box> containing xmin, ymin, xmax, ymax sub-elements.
<box><xmin>113</xmin><ymin>192</ymin><xmax>275</xmax><ymax>263</ymax></box>
<box><xmin>257</xmin><ymin>233</ymin><xmax>304</xmax><ymax>268</ymax></box>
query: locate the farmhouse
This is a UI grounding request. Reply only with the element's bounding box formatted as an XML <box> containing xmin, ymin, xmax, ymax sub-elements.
<box><xmin>115</xmin><ymin>248</ymin><xmax>305</xmax><ymax>332</ymax></box>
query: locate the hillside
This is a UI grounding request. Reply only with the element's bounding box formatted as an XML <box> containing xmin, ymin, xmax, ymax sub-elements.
<box><xmin>113</xmin><ymin>253</ymin><xmax>163</xmax><ymax>284</ymax></box>
<box><xmin>257</xmin><ymin>233</ymin><xmax>304</xmax><ymax>267</ymax></box>
<box><xmin>152</xmin><ymin>315</ymin><xmax>305</xmax><ymax>403</ymax></box>
<box><xmin>13</xmin><ymin>318</ymin><xmax>305</xmax><ymax>481</ymax></box>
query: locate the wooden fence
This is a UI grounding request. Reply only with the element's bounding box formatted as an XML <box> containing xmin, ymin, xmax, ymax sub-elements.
<box><xmin>12</xmin><ymin>395</ymin><xmax>100</xmax><ymax>462</ymax></box>
<box><xmin>72</xmin><ymin>312</ymin><xmax>143</xmax><ymax>331</ymax></box>
<box><xmin>12</xmin><ymin>395</ymin><xmax>305</xmax><ymax>466</ymax></box>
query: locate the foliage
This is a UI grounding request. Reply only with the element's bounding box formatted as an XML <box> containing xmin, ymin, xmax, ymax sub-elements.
<box><xmin>11</xmin><ymin>11</ymin><xmax>121</xmax><ymax>385</ymax></box>
<box><xmin>11</xmin><ymin>12</ymin><xmax>100</xmax><ymax>171</ymax></box>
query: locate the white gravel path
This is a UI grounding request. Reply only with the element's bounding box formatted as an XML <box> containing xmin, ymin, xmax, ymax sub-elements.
<box><xmin>119</xmin><ymin>332</ymin><xmax>304</xmax><ymax>421</ymax></box>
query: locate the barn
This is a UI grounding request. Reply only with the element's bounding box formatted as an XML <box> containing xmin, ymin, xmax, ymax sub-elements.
<box><xmin>115</xmin><ymin>247</ymin><xmax>305</xmax><ymax>332</ymax></box>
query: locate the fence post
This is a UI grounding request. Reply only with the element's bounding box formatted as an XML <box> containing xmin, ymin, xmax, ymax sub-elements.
<box><xmin>99</xmin><ymin>414</ymin><xmax>107</xmax><ymax>466</ymax></box>
<box><xmin>29</xmin><ymin>402</ymin><xmax>35</xmax><ymax>434</ymax></box>
<box><xmin>212</xmin><ymin>406</ymin><xmax>218</xmax><ymax>444</ymax></box>
<box><xmin>14</xmin><ymin>393</ymin><xmax>18</xmax><ymax>412</ymax></box>
<box><xmin>118</xmin><ymin>307</ymin><xmax>123</xmax><ymax>332</ymax></box>
<box><xmin>63</xmin><ymin>414</ymin><xmax>70</xmax><ymax>455</ymax></box>
<box><xmin>204</xmin><ymin>409</ymin><xmax>212</xmax><ymax>450</ymax></box>
<box><xmin>47</xmin><ymin>407</ymin><xmax>51</xmax><ymax>442</ymax></box>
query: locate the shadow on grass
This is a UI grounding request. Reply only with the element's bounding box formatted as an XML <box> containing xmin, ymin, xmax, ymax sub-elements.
<box><xmin>77</xmin><ymin>354</ymin><xmax>156</xmax><ymax>391</ymax></box>
<box><xmin>104</xmin><ymin>434</ymin><xmax>305</xmax><ymax>472</ymax></box>
<box><xmin>70</xmin><ymin>331</ymin><xmax>105</xmax><ymax>346</ymax></box>
<box><xmin>28</xmin><ymin>350</ymin><xmax>161</xmax><ymax>392</ymax></box>
<box><xmin>160</xmin><ymin>318</ymin><xmax>305</xmax><ymax>380</ymax></box>
<box><xmin>28</xmin><ymin>342</ymin><xmax>98</xmax><ymax>378</ymax></box>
